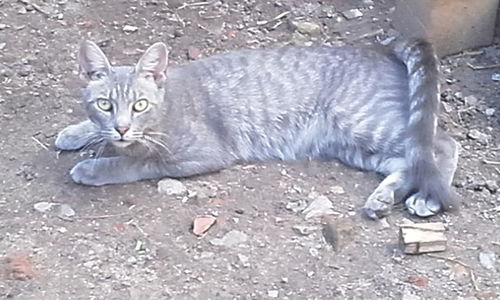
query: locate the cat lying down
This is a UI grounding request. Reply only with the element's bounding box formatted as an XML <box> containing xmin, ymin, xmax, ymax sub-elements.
<box><xmin>56</xmin><ymin>39</ymin><xmax>459</xmax><ymax>219</ymax></box>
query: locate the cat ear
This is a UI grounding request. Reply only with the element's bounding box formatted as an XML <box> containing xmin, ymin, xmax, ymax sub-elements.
<box><xmin>135</xmin><ymin>42</ymin><xmax>169</xmax><ymax>85</ymax></box>
<box><xmin>78</xmin><ymin>40</ymin><xmax>111</xmax><ymax>81</ymax></box>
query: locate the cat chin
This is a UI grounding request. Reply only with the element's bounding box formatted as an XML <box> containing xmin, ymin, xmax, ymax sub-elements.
<box><xmin>111</xmin><ymin>140</ymin><xmax>134</xmax><ymax>148</ymax></box>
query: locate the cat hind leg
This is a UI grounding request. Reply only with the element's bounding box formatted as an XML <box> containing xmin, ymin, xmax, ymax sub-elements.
<box><xmin>55</xmin><ymin>120</ymin><xmax>101</xmax><ymax>150</ymax></box>
<box><xmin>405</xmin><ymin>131</ymin><xmax>459</xmax><ymax>216</ymax></box>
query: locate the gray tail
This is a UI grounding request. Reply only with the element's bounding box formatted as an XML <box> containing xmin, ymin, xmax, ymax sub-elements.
<box><xmin>392</xmin><ymin>39</ymin><xmax>455</xmax><ymax>212</ymax></box>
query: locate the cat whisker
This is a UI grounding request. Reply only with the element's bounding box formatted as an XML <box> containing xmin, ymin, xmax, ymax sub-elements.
<box><xmin>143</xmin><ymin>136</ymin><xmax>172</xmax><ymax>155</ymax></box>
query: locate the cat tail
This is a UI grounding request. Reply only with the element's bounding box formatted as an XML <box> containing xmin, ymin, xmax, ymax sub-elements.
<box><xmin>392</xmin><ymin>39</ymin><xmax>456</xmax><ymax>214</ymax></box>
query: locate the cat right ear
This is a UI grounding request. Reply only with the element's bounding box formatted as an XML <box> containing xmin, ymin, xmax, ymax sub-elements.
<box><xmin>78</xmin><ymin>40</ymin><xmax>111</xmax><ymax>81</ymax></box>
<box><xmin>135</xmin><ymin>42</ymin><xmax>169</xmax><ymax>85</ymax></box>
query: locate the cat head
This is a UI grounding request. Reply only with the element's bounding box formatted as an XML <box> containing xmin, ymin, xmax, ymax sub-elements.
<box><xmin>79</xmin><ymin>41</ymin><xmax>168</xmax><ymax>148</ymax></box>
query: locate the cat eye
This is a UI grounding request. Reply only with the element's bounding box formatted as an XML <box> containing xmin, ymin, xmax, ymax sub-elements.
<box><xmin>96</xmin><ymin>98</ymin><xmax>113</xmax><ymax>112</ymax></box>
<box><xmin>133</xmin><ymin>99</ymin><xmax>149</xmax><ymax>112</ymax></box>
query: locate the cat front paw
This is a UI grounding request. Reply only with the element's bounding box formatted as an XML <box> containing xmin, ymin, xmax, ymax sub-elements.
<box><xmin>405</xmin><ymin>193</ymin><xmax>441</xmax><ymax>217</ymax></box>
<box><xmin>70</xmin><ymin>159</ymin><xmax>107</xmax><ymax>186</ymax></box>
<box><xmin>55</xmin><ymin>121</ymin><xmax>101</xmax><ymax>151</ymax></box>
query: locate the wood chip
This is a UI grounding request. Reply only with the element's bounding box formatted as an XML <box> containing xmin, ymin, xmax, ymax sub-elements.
<box><xmin>4</xmin><ymin>253</ymin><xmax>36</xmax><ymax>280</ymax></box>
<box><xmin>400</xmin><ymin>222</ymin><xmax>447</xmax><ymax>254</ymax></box>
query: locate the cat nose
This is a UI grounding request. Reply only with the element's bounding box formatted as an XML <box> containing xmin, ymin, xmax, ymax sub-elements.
<box><xmin>115</xmin><ymin>127</ymin><xmax>129</xmax><ymax>136</ymax></box>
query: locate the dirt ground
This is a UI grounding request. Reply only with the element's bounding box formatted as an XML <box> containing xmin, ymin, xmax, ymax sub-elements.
<box><xmin>0</xmin><ymin>0</ymin><xmax>499</xmax><ymax>299</ymax></box>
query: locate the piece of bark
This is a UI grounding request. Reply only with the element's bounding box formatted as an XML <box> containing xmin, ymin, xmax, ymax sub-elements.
<box><xmin>400</xmin><ymin>222</ymin><xmax>447</xmax><ymax>254</ymax></box>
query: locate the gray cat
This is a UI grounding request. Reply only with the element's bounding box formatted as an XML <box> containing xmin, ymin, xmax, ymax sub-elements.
<box><xmin>56</xmin><ymin>39</ymin><xmax>459</xmax><ymax>219</ymax></box>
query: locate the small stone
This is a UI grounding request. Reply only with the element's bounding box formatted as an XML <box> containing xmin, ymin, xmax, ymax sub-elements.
<box><xmin>485</xmin><ymin>180</ymin><xmax>498</xmax><ymax>194</ymax></box>
<box><xmin>192</xmin><ymin>215</ymin><xmax>216</xmax><ymax>236</ymax></box>
<box><xmin>467</xmin><ymin>129</ymin><xmax>490</xmax><ymax>144</ymax></box>
<box><xmin>449</xmin><ymin>263</ymin><xmax>470</xmax><ymax>285</ymax></box>
<box><xmin>200</xmin><ymin>251</ymin><xmax>214</xmax><ymax>259</ymax></box>
<box><xmin>285</xmin><ymin>199</ymin><xmax>307</xmax><ymax>213</ymax></box>
<box><xmin>330</xmin><ymin>185</ymin><xmax>345</xmax><ymax>194</ymax></box>
<box><xmin>479</xmin><ymin>251</ymin><xmax>496</xmax><ymax>270</ymax></box>
<box><xmin>0</xmin><ymin>43</ymin><xmax>6</xmax><ymax>50</ymax></box>
<box><xmin>18</xmin><ymin>7</ymin><xmax>27</xmax><ymax>14</ymax></box>
<box><xmin>464</xmin><ymin>95</ymin><xmax>479</xmax><ymax>106</ymax></box>
<box><xmin>302</xmin><ymin>195</ymin><xmax>337</xmax><ymax>220</ymax></box>
<box><xmin>210</xmin><ymin>230</ymin><xmax>248</xmax><ymax>247</ymax></box>
<box><xmin>292</xmin><ymin>225</ymin><xmax>318</xmax><ymax>236</ymax></box>
<box><xmin>290</xmin><ymin>21</ymin><xmax>321</xmax><ymax>36</ymax></box>
<box><xmin>237</xmin><ymin>253</ymin><xmax>249</xmax><ymax>266</ymax></box>
<box><xmin>187</xmin><ymin>46</ymin><xmax>202</xmax><ymax>60</ymax></box>
<box><xmin>267</xmin><ymin>290</ymin><xmax>279</xmax><ymax>298</ymax></box>
<box><xmin>491</xmin><ymin>73</ymin><xmax>500</xmax><ymax>82</ymax></box>
<box><xmin>58</xmin><ymin>204</ymin><xmax>76</xmax><ymax>219</ymax></box>
<box><xmin>158</xmin><ymin>179</ymin><xmax>187</xmax><ymax>196</ymax></box>
<box><xmin>34</xmin><ymin>202</ymin><xmax>56</xmax><ymax>213</ymax></box>
<box><xmin>342</xmin><ymin>8</ymin><xmax>363</xmax><ymax>19</ymax></box>
<box><xmin>485</xmin><ymin>108</ymin><xmax>496</xmax><ymax>116</ymax></box>
<box><xmin>0</xmin><ymin>24</ymin><xmax>7</xmax><ymax>30</ymax></box>
<box><xmin>122</xmin><ymin>25</ymin><xmax>139</xmax><ymax>33</ymax></box>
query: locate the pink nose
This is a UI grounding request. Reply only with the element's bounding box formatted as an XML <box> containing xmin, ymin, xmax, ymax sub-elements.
<box><xmin>116</xmin><ymin>127</ymin><xmax>129</xmax><ymax>136</ymax></box>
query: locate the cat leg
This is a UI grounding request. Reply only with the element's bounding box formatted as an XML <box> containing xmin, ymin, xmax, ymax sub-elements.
<box><xmin>363</xmin><ymin>157</ymin><xmax>408</xmax><ymax>219</ymax></box>
<box><xmin>405</xmin><ymin>131</ymin><xmax>459</xmax><ymax>216</ymax></box>
<box><xmin>55</xmin><ymin>120</ymin><xmax>101</xmax><ymax>150</ymax></box>
<box><xmin>70</xmin><ymin>156</ymin><xmax>229</xmax><ymax>186</ymax></box>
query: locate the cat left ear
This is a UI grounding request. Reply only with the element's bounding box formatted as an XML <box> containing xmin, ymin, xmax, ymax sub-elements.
<box><xmin>136</xmin><ymin>42</ymin><xmax>169</xmax><ymax>85</ymax></box>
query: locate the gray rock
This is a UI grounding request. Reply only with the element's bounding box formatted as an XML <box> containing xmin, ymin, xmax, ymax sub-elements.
<box><xmin>303</xmin><ymin>195</ymin><xmax>336</xmax><ymax>220</ymax></box>
<box><xmin>342</xmin><ymin>8</ymin><xmax>363</xmax><ymax>19</ymax></box>
<box><xmin>122</xmin><ymin>25</ymin><xmax>138</xmax><ymax>33</ymax></box>
<box><xmin>485</xmin><ymin>108</ymin><xmax>496</xmax><ymax>116</ymax></box>
<box><xmin>58</xmin><ymin>204</ymin><xmax>76</xmax><ymax>219</ymax></box>
<box><xmin>464</xmin><ymin>95</ymin><xmax>479</xmax><ymax>106</ymax></box>
<box><xmin>290</xmin><ymin>21</ymin><xmax>321</xmax><ymax>36</ymax></box>
<box><xmin>479</xmin><ymin>251</ymin><xmax>496</xmax><ymax>270</ymax></box>
<box><xmin>491</xmin><ymin>73</ymin><xmax>500</xmax><ymax>82</ymax></box>
<box><xmin>485</xmin><ymin>180</ymin><xmax>498</xmax><ymax>194</ymax></box>
<box><xmin>467</xmin><ymin>129</ymin><xmax>490</xmax><ymax>144</ymax></box>
<box><xmin>34</xmin><ymin>201</ymin><xmax>56</xmax><ymax>213</ymax></box>
<box><xmin>158</xmin><ymin>179</ymin><xmax>187</xmax><ymax>196</ymax></box>
<box><xmin>210</xmin><ymin>230</ymin><xmax>248</xmax><ymax>247</ymax></box>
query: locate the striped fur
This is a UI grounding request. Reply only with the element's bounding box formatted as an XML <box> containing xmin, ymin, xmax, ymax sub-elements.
<box><xmin>56</xmin><ymin>39</ymin><xmax>458</xmax><ymax>218</ymax></box>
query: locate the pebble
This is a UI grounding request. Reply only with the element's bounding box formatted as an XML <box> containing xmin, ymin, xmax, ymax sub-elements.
<box><xmin>467</xmin><ymin>129</ymin><xmax>490</xmax><ymax>144</ymax></box>
<box><xmin>491</xmin><ymin>73</ymin><xmax>500</xmax><ymax>81</ymax></box>
<box><xmin>330</xmin><ymin>185</ymin><xmax>345</xmax><ymax>195</ymax></box>
<box><xmin>122</xmin><ymin>25</ymin><xmax>138</xmax><ymax>33</ymax></box>
<box><xmin>485</xmin><ymin>108</ymin><xmax>496</xmax><ymax>116</ymax></box>
<box><xmin>302</xmin><ymin>195</ymin><xmax>337</xmax><ymax>220</ymax></box>
<box><xmin>290</xmin><ymin>21</ymin><xmax>321</xmax><ymax>36</ymax></box>
<box><xmin>0</xmin><ymin>24</ymin><xmax>7</xmax><ymax>30</ymax></box>
<box><xmin>267</xmin><ymin>290</ymin><xmax>279</xmax><ymax>298</ymax></box>
<box><xmin>34</xmin><ymin>201</ymin><xmax>56</xmax><ymax>213</ymax></box>
<box><xmin>479</xmin><ymin>251</ymin><xmax>496</xmax><ymax>270</ymax></box>
<box><xmin>285</xmin><ymin>199</ymin><xmax>307</xmax><ymax>213</ymax></box>
<box><xmin>342</xmin><ymin>8</ymin><xmax>363</xmax><ymax>20</ymax></box>
<box><xmin>187</xmin><ymin>46</ymin><xmax>202</xmax><ymax>60</ymax></box>
<box><xmin>449</xmin><ymin>263</ymin><xmax>470</xmax><ymax>285</ymax></box>
<box><xmin>0</xmin><ymin>43</ymin><xmax>6</xmax><ymax>50</ymax></box>
<box><xmin>157</xmin><ymin>179</ymin><xmax>187</xmax><ymax>196</ymax></box>
<box><xmin>292</xmin><ymin>225</ymin><xmax>318</xmax><ymax>236</ymax></box>
<box><xmin>210</xmin><ymin>230</ymin><xmax>248</xmax><ymax>247</ymax></box>
<box><xmin>192</xmin><ymin>215</ymin><xmax>217</xmax><ymax>236</ymax></box>
<box><xmin>485</xmin><ymin>180</ymin><xmax>498</xmax><ymax>194</ymax></box>
<box><xmin>58</xmin><ymin>204</ymin><xmax>76</xmax><ymax>219</ymax></box>
<box><xmin>237</xmin><ymin>253</ymin><xmax>249</xmax><ymax>266</ymax></box>
<box><xmin>464</xmin><ymin>95</ymin><xmax>479</xmax><ymax>106</ymax></box>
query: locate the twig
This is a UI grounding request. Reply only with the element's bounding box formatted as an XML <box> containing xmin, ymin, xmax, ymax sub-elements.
<box><xmin>449</xmin><ymin>50</ymin><xmax>484</xmax><ymax>58</ymax></box>
<box><xmin>470</xmin><ymin>269</ymin><xmax>480</xmax><ymax>291</ymax></box>
<box><xmin>426</xmin><ymin>253</ymin><xmax>471</xmax><ymax>269</ymax></box>
<box><xmin>177</xmin><ymin>0</ymin><xmax>215</xmax><ymax>10</ymax></box>
<box><xmin>255</xmin><ymin>11</ymin><xmax>290</xmax><ymax>26</ymax></box>
<box><xmin>482</xmin><ymin>159</ymin><xmax>500</xmax><ymax>165</ymax></box>
<box><xmin>467</xmin><ymin>62</ymin><xmax>500</xmax><ymax>70</ymax></box>
<box><xmin>351</xmin><ymin>29</ymin><xmax>385</xmax><ymax>42</ymax></box>
<box><xmin>18</xmin><ymin>0</ymin><xmax>50</xmax><ymax>17</ymax></box>
<box><xmin>75</xmin><ymin>212</ymin><xmax>130</xmax><ymax>220</ymax></box>
<box><xmin>31</xmin><ymin>136</ymin><xmax>49</xmax><ymax>151</ymax></box>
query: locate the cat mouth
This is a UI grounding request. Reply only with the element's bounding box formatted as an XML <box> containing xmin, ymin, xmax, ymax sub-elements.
<box><xmin>111</xmin><ymin>139</ymin><xmax>134</xmax><ymax>148</ymax></box>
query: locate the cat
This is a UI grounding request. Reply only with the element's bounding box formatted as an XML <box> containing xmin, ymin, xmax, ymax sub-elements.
<box><xmin>55</xmin><ymin>39</ymin><xmax>459</xmax><ymax>219</ymax></box>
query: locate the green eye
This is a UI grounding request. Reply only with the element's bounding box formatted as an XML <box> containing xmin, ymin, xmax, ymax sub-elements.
<box><xmin>96</xmin><ymin>99</ymin><xmax>112</xmax><ymax>111</ymax></box>
<box><xmin>133</xmin><ymin>99</ymin><xmax>149</xmax><ymax>112</ymax></box>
